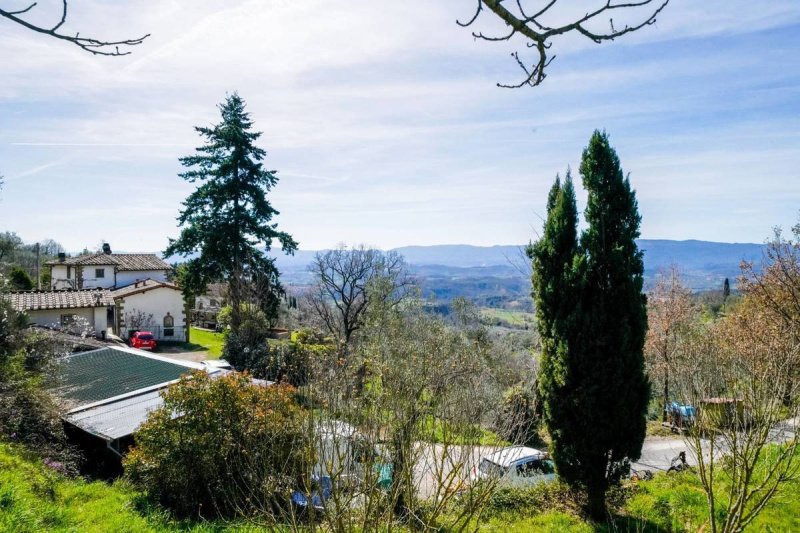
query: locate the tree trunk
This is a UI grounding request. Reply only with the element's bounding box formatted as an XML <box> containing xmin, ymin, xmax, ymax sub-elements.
<box><xmin>662</xmin><ymin>368</ymin><xmax>669</xmax><ymax>423</ymax></box>
<box><xmin>586</xmin><ymin>483</ymin><xmax>607</xmax><ymax>522</ymax></box>
<box><xmin>391</xmin><ymin>427</ymin><xmax>409</xmax><ymax>520</ymax></box>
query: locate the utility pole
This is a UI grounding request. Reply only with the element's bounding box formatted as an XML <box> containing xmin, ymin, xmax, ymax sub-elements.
<box><xmin>34</xmin><ymin>242</ymin><xmax>40</xmax><ymax>290</ymax></box>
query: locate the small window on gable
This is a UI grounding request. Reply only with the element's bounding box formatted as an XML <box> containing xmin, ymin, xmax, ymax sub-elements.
<box><xmin>95</xmin><ymin>268</ymin><xmax>105</xmax><ymax>278</ymax></box>
<box><xmin>163</xmin><ymin>313</ymin><xmax>175</xmax><ymax>337</ymax></box>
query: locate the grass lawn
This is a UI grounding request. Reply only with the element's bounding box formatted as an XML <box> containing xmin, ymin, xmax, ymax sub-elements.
<box><xmin>188</xmin><ymin>327</ymin><xmax>224</xmax><ymax>358</ymax></box>
<box><xmin>480</xmin><ymin>308</ymin><xmax>535</xmax><ymax>328</ymax></box>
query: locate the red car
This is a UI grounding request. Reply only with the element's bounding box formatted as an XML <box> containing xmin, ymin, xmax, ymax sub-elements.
<box><xmin>129</xmin><ymin>331</ymin><xmax>157</xmax><ymax>351</ymax></box>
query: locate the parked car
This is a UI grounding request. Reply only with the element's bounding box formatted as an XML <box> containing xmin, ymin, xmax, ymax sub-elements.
<box><xmin>129</xmin><ymin>331</ymin><xmax>157</xmax><ymax>351</ymax></box>
<box><xmin>472</xmin><ymin>446</ymin><xmax>556</xmax><ymax>487</ymax></box>
<box><xmin>291</xmin><ymin>420</ymin><xmax>392</xmax><ymax>515</ymax></box>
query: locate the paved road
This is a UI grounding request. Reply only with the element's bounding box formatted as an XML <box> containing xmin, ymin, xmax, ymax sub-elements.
<box><xmin>412</xmin><ymin>436</ymin><xmax>694</xmax><ymax>498</ymax></box>
<box><xmin>413</xmin><ymin>418</ymin><xmax>799</xmax><ymax>499</ymax></box>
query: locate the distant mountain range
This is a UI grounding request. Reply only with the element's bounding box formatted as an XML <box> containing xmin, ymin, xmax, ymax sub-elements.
<box><xmin>274</xmin><ymin>240</ymin><xmax>766</xmax><ymax>296</ymax></box>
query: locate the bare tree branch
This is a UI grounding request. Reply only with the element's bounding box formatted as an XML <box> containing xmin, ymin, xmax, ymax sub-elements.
<box><xmin>0</xmin><ymin>1</ymin><xmax>148</xmax><ymax>56</ymax></box>
<box><xmin>459</xmin><ymin>0</ymin><xmax>670</xmax><ymax>88</ymax></box>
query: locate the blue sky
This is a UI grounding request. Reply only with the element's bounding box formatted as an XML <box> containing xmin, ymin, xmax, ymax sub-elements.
<box><xmin>0</xmin><ymin>0</ymin><xmax>798</xmax><ymax>253</ymax></box>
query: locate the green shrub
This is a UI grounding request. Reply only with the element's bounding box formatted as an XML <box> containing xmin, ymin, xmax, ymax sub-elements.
<box><xmin>483</xmin><ymin>482</ymin><xmax>582</xmax><ymax>518</ymax></box>
<box><xmin>8</xmin><ymin>266</ymin><xmax>33</xmax><ymax>291</ymax></box>
<box><xmin>496</xmin><ymin>383</ymin><xmax>542</xmax><ymax>447</ymax></box>
<box><xmin>124</xmin><ymin>372</ymin><xmax>310</xmax><ymax>519</ymax></box>
<box><xmin>222</xmin><ymin>307</ymin><xmax>271</xmax><ymax>376</ymax></box>
<box><xmin>0</xmin><ymin>299</ymin><xmax>77</xmax><ymax>471</ymax></box>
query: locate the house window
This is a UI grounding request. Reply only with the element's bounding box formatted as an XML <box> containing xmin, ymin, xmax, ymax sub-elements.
<box><xmin>95</xmin><ymin>268</ymin><xmax>105</xmax><ymax>278</ymax></box>
<box><xmin>66</xmin><ymin>266</ymin><xmax>72</xmax><ymax>278</ymax></box>
<box><xmin>163</xmin><ymin>313</ymin><xmax>175</xmax><ymax>337</ymax></box>
<box><xmin>60</xmin><ymin>314</ymin><xmax>76</xmax><ymax>326</ymax></box>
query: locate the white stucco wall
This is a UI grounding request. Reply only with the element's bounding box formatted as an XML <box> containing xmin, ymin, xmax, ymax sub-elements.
<box><xmin>24</xmin><ymin>307</ymin><xmax>106</xmax><ymax>334</ymax></box>
<box><xmin>50</xmin><ymin>264</ymin><xmax>71</xmax><ymax>289</ymax></box>
<box><xmin>49</xmin><ymin>263</ymin><xmax>119</xmax><ymax>289</ymax></box>
<box><xmin>120</xmin><ymin>287</ymin><xmax>185</xmax><ymax>341</ymax></box>
<box><xmin>116</xmin><ymin>270</ymin><xmax>169</xmax><ymax>287</ymax></box>
<box><xmin>78</xmin><ymin>265</ymin><xmax>117</xmax><ymax>289</ymax></box>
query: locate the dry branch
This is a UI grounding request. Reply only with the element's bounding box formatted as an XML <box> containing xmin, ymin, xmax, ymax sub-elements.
<box><xmin>0</xmin><ymin>1</ymin><xmax>148</xmax><ymax>56</ymax></box>
<box><xmin>459</xmin><ymin>0</ymin><xmax>669</xmax><ymax>88</ymax></box>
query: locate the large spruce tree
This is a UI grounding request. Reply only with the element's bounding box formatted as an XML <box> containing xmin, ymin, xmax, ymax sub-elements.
<box><xmin>533</xmin><ymin>131</ymin><xmax>649</xmax><ymax>519</ymax></box>
<box><xmin>165</xmin><ymin>93</ymin><xmax>297</xmax><ymax>330</ymax></box>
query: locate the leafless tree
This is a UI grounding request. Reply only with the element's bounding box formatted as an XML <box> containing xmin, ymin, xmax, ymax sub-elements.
<box><xmin>295</xmin><ymin>298</ymin><xmax>519</xmax><ymax>531</ymax></box>
<box><xmin>740</xmin><ymin>223</ymin><xmax>800</xmax><ymax>346</ymax></box>
<box><xmin>305</xmin><ymin>245</ymin><xmax>414</xmax><ymax>348</ymax></box>
<box><xmin>645</xmin><ymin>265</ymin><xmax>696</xmax><ymax>422</ymax></box>
<box><xmin>0</xmin><ymin>1</ymin><xmax>148</xmax><ymax>56</ymax></box>
<box><xmin>458</xmin><ymin>0</ymin><xmax>670</xmax><ymax>88</ymax></box>
<box><xmin>672</xmin><ymin>277</ymin><xmax>800</xmax><ymax>533</ymax></box>
<box><xmin>125</xmin><ymin>308</ymin><xmax>155</xmax><ymax>333</ymax></box>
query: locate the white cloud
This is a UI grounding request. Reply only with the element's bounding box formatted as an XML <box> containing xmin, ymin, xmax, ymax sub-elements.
<box><xmin>0</xmin><ymin>0</ymin><xmax>798</xmax><ymax>251</ymax></box>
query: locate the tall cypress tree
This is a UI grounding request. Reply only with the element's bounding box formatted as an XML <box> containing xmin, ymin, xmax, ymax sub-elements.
<box><xmin>165</xmin><ymin>93</ymin><xmax>297</xmax><ymax>331</ymax></box>
<box><xmin>533</xmin><ymin>131</ymin><xmax>649</xmax><ymax>519</ymax></box>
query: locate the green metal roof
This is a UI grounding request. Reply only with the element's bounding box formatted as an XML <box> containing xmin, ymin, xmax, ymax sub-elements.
<box><xmin>53</xmin><ymin>346</ymin><xmax>202</xmax><ymax>407</ymax></box>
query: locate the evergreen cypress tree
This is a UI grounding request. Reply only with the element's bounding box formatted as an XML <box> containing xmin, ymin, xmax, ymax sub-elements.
<box><xmin>533</xmin><ymin>131</ymin><xmax>649</xmax><ymax>519</ymax></box>
<box><xmin>8</xmin><ymin>266</ymin><xmax>34</xmax><ymax>291</ymax></box>
<box><xmin>165</xmin><ymin>93</ymin><xmax>297</xmax><ymax>331</ymax></box>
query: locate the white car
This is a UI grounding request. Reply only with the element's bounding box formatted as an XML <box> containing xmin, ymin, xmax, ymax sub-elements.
<box><xmin>472</xmin><ymin>446</ymin><xmax>556</xmax><ymax>487</ymax></box>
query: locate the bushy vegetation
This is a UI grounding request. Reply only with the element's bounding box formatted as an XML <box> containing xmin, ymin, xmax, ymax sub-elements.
<box><xmin>221</xmin><ymin>306</ymin><xmax>273</xmax><ymax>376</ymax></box>
<box><xmin>495</xmin><ymin>383</ymin><xmax>542</xmax><ymax>447</ymax></box>
<box><xmin>124</xmin><ymin>372</ymin><xmax>309</xmax><ymax>519</ymax></box>
<box><xmin>0</xmin><ymin>296</ymin><xmax>77</xmax><ymax>472</ymax></box>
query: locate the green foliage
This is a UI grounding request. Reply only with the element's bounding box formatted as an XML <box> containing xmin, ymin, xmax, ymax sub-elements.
<box><xmin>221</xmin><ymin>305</ymin><xmax>271</xmax><ymax>376</ymax></box>
<box><xmin>266</xmin><ymin>338</ymin><xmax>329</xmax><ymax>386</ymax></box>
<box><xmin>496</xmin><ymin>383</ymin><xmax>542</xmax><ymax>447</ymax></box>
<box><xmin>124</xmin><ymin>372</ymin><xmax>309</xmax><ymax>519</ymax></box>
<box><xmin>0</xmin><ymin>297</ymin><xmax>76</xmax><ymax>469</ymax></box>
<box><xmin>8</xmin><ymin>266</ymin><xmax>33</xmax><ymax>290</ymax></box>
<box><xmin>532</xmin><ymin>131</ymin><xmax>649</xmax><ymax>518</ymax></box>
<box><xmin>164</xmin><ymin>93</ymin><xmax>297</xmax><ymax>328</ymax></box>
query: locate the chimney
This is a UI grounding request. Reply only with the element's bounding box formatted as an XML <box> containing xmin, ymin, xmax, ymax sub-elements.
<box><xmin>58</xmin><ymin>252</ymin><xmax>66</xmax><ymax>263</ymax></box>
<box><xmin>102</xmin><ymin>243</ymin><xmax>112</xmax><ymax>255</ymax></box>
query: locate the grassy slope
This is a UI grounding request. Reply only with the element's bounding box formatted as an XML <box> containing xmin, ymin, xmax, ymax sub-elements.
<box><xmin>0</xmin><ymin>443</ymin><xmax>273</xmax><ymax>532</ymax></box>
<box><xmin>189</xmin><ymin>327</ymin><xmax>224</xmax><ymax>358</ymax></box>
<box><xmin>476</xmin><ymin>467</ymin><xmax>800</xmax><ymax>532</ymax></box>
<box><xmin>2</xmin><ymin>440</ymin><xmax>797</xmax><ymax>532</ymax></box>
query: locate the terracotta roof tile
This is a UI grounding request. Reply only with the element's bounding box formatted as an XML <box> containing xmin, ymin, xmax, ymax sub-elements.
<box><xmin>6</xmin><ymin>289</ymin><xmax>113</xmax><ymax>311</ymax></box>
<box><xmin>111</xmin><ymin>279</ymin><xmax>180</xmax><ymax>298</ymax></box>
<box><xmin>46</xmin><ymin>253</ymin><xmax>171</xmax><ymax>271</ymax></box>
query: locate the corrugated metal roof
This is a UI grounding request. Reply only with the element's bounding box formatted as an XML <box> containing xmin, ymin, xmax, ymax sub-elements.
<box><xmin>53</xmin><ymin>346</ymin><xmax>203</xmax><ymax>407</ymax></box>
<box><xmin>65</xmin><ymin>388</ymin><xmax>166</xmax><ymax>441</ymax></box>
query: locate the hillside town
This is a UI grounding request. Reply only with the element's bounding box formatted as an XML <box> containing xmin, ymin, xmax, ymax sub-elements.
<box><xmin>0</xmin><ymin>1</ymin><xmax>798</xmax><ymax>532</ymax></box>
